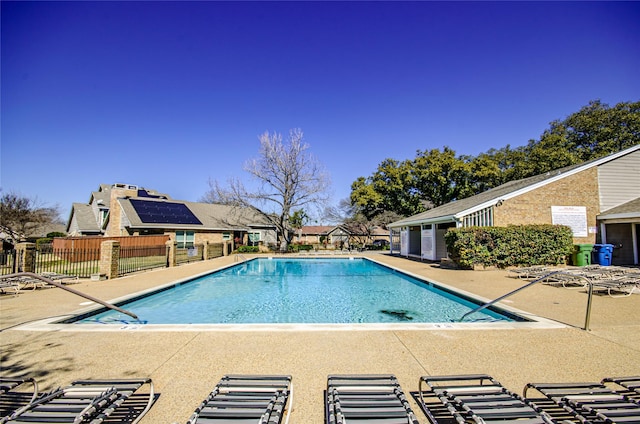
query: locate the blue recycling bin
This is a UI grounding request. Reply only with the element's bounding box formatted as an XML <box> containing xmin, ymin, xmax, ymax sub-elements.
<box><xmin>592</xmin><ymin>243</ymin><xmax>614</xmax><ymax>266</ymax></box>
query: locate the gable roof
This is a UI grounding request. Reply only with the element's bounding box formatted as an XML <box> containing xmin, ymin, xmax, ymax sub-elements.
<box><xmin>66</xmin><ymin>203</ymin><xmax>102</xmax><ymax>233</ymax></box>
<box><xmin>389</xmin><ymin>144</ymin><xmax>640</xmax><ymax>228</ymax></box>
<box><xmin>597</xmin><ymin>197</ymin><xmax>640</xmax><ymax>221</ymax></box>
<box><xmin>299</xmin><ymin>225</ymin><xmax>334</xmax><ymax>235</ymax></box>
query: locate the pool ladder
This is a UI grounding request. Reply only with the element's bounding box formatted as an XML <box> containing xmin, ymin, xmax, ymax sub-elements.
<box><xmin>457</xmin><ymin>271</ymin><xmax>597</xmax><ymax>330</ymax></box>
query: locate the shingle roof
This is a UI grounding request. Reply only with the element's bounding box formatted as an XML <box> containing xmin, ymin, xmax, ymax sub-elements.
<box><xmin>389</xmin><ymin>145</ymin><xmax>640</xmax><ymax>227</ymax></box>
<box><xmin>300</xmin><ymin>225</ymin><xmax>334</xmax><ymax>235</ymax></box>
<box><xmin>68</xmin><ymin>203</ymin><xmax>101</xmax><ymax>233</ymax></box>
<box><xmin>598</xmin><ymin>197</ymin><xmax>640</xmax><ymax>219</ymax></box>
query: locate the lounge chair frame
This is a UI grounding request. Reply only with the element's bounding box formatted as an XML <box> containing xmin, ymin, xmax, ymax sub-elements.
<box><xmin>0</xmin><ymin>377</ymin><xmax>38</xmax><ymax>422</ymax></box>
<box><xmin>326</xmin><ymin>374</ymin><xmax>419</xmax><ymax>424</ymax></box>
<box><xmin>186</xmin><ymin>374</ymin><xmax>293</xmax><ymax>424</ymax></box>
<box><xmin>419</xmin><ymin>374</ymin><xmax>554</xmax><ymax>424</ymax></box>
<box><xmin>523</xmin><ymin>381</ymin><xmax>640</xmax><ymax>424</ymax></box>
<box><xmin>2</xmin><ymin>378</ymin><xmax>154</xmax><ymax>424</ymax></box>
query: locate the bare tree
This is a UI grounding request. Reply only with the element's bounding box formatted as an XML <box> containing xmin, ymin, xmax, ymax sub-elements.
<box><xmin>203</xmin><ymin>129</ymin><xmax>330</xmax><ymax>251</ymax></box>
<box><xmin>0</xmin><ymin>190</ymin><xmax>61</xmax><ymax>246</ymax></box>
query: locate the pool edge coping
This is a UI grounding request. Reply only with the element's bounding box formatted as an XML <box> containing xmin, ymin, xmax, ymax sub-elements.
<box><xmin>13</xmin><ymin>256</ymin><xmax>568</xmax><ymax>332</ymax></box>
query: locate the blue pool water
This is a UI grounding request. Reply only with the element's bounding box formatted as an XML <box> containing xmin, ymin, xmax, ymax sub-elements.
<box><xmin>74</xmin><ymin>258</ymin><xmax>522</xmax><ymax>324</ymax></box>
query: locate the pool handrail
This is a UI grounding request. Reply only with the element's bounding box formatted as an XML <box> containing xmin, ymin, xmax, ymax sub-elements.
<box><xmin>0</xmin><ymin>272</ymin><xmax>139</xmax><ymax>320</ymax></box>
<box><xmin>458</xmin><ymin>271</ymin><xmax>596</xmax><ymax>330</ymax></box>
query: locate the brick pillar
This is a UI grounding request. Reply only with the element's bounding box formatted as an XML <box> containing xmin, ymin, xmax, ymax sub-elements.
<box><xmin>99</xmin><ymin>240</ymin><xmax>120</xmax><ymax>279</ymax></box>
<box><xmin>202</xmin><ymin>241</ymin><xmax>209</xmax><ymax>260</ymax></box>
<box><xmin>223</xmin><ymin>241</ymin><xmax>229</xmax><ymax>256</ymax></box>
<box><xmin>166</xmin><ymin>241</ymin><xmax>177</xmax><ymax>267</ymax></box>
<box><xmin>16</xmin><ymin>242</ymin><xmax>36</xmax><ymax>273</ymax></box>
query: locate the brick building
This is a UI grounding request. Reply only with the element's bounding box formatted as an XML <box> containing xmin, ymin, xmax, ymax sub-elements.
<box><xmin>388</xmin><ymin>145</ymin><xmax>640</xmax><ymax>265</ymax></box>
<box><xmin>66</xmin><ymin>183</ymin><xmax>277</xmax><ymax>248</ymax></box>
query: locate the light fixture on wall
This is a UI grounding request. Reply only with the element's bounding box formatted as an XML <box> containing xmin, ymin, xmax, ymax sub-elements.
<box><xmin>495</xmin><ymin>199</ymin><xmax>504</xmax><ymax>207</ymax></box>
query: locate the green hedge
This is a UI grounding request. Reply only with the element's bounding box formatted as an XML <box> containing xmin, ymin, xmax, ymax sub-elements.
<box><xmin>289</xmin><ymin>244</ymin><xmax>314</xmax><ymax>252</ymax></box>
<box><xmin>444</xmin><ymin>224</ymin><xmax>574</xmax><ymax>269</ymax></box>
<box><xmin>236</xmin><ymin>245</ymin><xmax>260</xmax><ymax>253</ymax></box>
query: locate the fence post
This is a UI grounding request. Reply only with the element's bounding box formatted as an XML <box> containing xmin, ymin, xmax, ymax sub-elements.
<box><xmin>99</xmin><ymin>240</ymin><xmax>120</xmax><ymax>279</ymax></box>
<box><xmin>166</xmin><ymin>241</ymin><xmax>177</xmax><ymax>267</ymax></box>
<box><xmin>203</xmin><ymin>241</ymin><xmax>209</xmax><ymax>260</ymax></box>
<box><xmin>16</xmin><ymin>242</ymin><xmax>36</xmax><ymax>273</ymax></box>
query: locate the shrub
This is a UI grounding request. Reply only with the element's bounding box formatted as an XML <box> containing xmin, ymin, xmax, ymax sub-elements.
<box><xmin>289</xmin><ymin>244</ymin><xmax>314</xmax><ymax>252</ymax></box>
<box><xmin>445</xmin><ymin>224</ymin><xmax>574</xmax><ymax>269</ymax></box>
<box><xmin>36</xmin><ymin>238</ymin><xmax>52</xmax><ymax>248</ymax></box>
<box><xmin>236</xmin><ymin>245</ymin><xmax>259</xmax><ymax>253</ymax></box>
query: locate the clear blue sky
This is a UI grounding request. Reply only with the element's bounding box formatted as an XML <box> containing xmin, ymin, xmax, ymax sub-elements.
<box><xmin>2</xmin><ymin>1</ymin><xmax>639</xmax><ymax>222</ymax></box>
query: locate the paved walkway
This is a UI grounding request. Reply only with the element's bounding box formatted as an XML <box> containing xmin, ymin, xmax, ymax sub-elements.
<box><xmin>1</xmin><ymin>253</ymin><xmax>639</xmax><ymax>423</ymax></box>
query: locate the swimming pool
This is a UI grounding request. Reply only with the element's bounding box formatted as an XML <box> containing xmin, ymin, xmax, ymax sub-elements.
<box><xmin>66</xmin><ymin>258</ymin><xmax>527</xmax><ymax>325</ymax></box>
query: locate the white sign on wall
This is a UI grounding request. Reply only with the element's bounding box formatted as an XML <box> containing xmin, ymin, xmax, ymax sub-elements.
<box><xmin>551</xmin><ymin>206</ymin><xmax>588</xmax><ymax>237</ymax></box>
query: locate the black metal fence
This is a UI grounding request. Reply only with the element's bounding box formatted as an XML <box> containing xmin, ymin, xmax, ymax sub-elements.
<box><xmin>3</xmin><ymin>241</ymin><xmax>227</xmax><ymax>279</ymax></box>
<box><xmin>35</xmin><ymin>244</ymin><xmax>100</xmax><ymax>278</ymax></box>
<box><xmin>0</xmin><ymin>250</ymin><xmax>18</xmax><ymax>275</ymax></box>
<box><xmin>119</xmin><ymin>245</ymin><xmax>169</xmax><ymax>275</ymax></box>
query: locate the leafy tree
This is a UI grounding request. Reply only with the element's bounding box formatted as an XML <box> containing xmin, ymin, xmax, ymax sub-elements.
<box><xmin>203</xmin><ymin>129</ymin><xmax>330</xmax><ymax>251</ymax></box>
<box><xmin>349</xmin><ymin>99</ymin><xmax>639</xmax><ymax>219</ymax></box>
<box><xmin>349</xmin><ymin>177</ymin><xmax>383</xmax><ymax>220</ymax></box>
<box><xmin>412</xmin><ymin>147</ymin><xmax>472</xmax><ymax>207</ymax></box>
<box><xmin>0</xmin><ymin>191</ymin><xmax>61</xmax><ymax>245</ymax></box>
<box><xmin>562</xmin><ymin>100</ymin><xmax>640</xmax><ymax>161</ymax></box>
<box><xmin>350</xmin><ymin>158</ymin><xmax>424</xmax><ymax>220</ymax></box>
<box><xmin>289</xmin><ymin>209</ymin><xmax>310</xmax><ymax>241</ymax></box>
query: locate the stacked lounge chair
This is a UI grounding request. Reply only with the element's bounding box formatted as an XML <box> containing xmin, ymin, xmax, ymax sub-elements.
<box><xmin>1</xmin><ymin>378</ymin><xmax>154</xmax><ymax>424</ymax></box>
<box><xmin>325</xmin><ymin>374</ymin><xmax>419</xmax><ymax>424</ymax></box>
<box><xmin>590</xmin><ymin>275</ymin><xmax>640</xmax><ymax>297</ymax></box>
<box><xmin>0</xmin><ymin>377</ymin><xmax>38</xmax><ymax>422</ymax></box>
<box><xmin>419</xmin><ymin>374</ymin><xmax>554</xmax><ymax>424</ymax></box>
<box><xmin>0</xmin><ymin>281</ymin><xmax>21</xmax><ymax>296</ymax></box>
<box><xmin>186</xmin><ymin>375</ymin><xmax>292</xmax><ymax>424</ymax></box>
<box><xmin>602</xmin><ymin>376</ymin><xmax>640</xmax><ymax>400</ymax></box>
<box><xmin>523</xmin><ymin>381</ymin><xmax>640</xmax><ymax>424</ymax></box>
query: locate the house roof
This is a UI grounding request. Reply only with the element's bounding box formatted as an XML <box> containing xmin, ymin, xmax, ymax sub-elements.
<box><xmin>67</xmin><ymin>203</ymin><xmax>102</xmax><ymax>233</ymax></box>
<box><xmin>299</xmin><ymin>225</ymin><xmax>334</xmax><ymax>235</ymax></box>
<box><xmin>389</xmin><ymin>144</ymin><xmax>640</xmax><ymax>228</ymax></box>
<box><xmin>597</xmin><ymin>197</ymin><xmax>640</xmax><ymax>221</ymax></box>
<box><xmin>118</xmin><ymin>197</ymin><xmax>275</xmax><ymax>231</ymax></box>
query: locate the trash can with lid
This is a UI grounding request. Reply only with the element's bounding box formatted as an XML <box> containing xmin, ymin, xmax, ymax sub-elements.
<box><xmin>592</xmin><ymin>243</ymin><xmax>614</xmax><ymax>266</ymax></box>
<box><xmin>572</xmin><ymin>244</ymin><xmax>593</xmax><ymax>266</ymax></box>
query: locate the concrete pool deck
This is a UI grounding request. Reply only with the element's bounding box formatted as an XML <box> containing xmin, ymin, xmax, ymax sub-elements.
<box><xmin>1</xmin><ymin>253</ymin><xmax>639</xmax><ymax>423</ymax></box>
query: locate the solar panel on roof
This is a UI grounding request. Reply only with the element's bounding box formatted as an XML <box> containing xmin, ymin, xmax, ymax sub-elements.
<box><xmin>130</xmin><ymin>199</ymin><xmax>202</xmax><ymax>225</ymax></box>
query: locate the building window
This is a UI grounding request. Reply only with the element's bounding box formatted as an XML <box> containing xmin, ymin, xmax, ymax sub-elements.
<box><xmin>176</xmin><ymin>231</ymin><xmax>195</xmax><ymax>248</ymax></box>
<box><xmin>462</xmin><ymin>207</ymin><xmax>494</xmax><ymax>227</ymax></box>
<box><xmin>248</xmin><ymin>231</ymin><xmax>261</xmax><ymax>246</ymax></box>
<box><xmin>222</xmin><ymin>232</ymin><xmax>231</xmax><ymax>240</ymax></box>
<box><xmin>99</xmin><ymin>209</ymin><xmax>109</xmax><ymax>227</ymax></box>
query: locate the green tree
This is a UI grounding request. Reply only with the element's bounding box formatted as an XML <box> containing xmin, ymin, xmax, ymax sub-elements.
<box><xmin>289</xmin><ymin>209</ymin><xmax>309</xmax><ymax>232</ymax></box>
<box><xmin>350</xmin><ymin>159</ymin><xmax>423</xmax><ymax>220</ymax></box>
<box><xmin>561</xmin><ymin>100</ymin><xmax>640</xmax><ymax>161</ymax></box>
<box><xmin>349</xmin><ymin>99</ymin><xmax>639</xmax><ymax>220</ymax></box>
<box><xmin>412</xmin><ymin>147</ymin><xmax>471</xmax><ymax>207</ymax></box>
